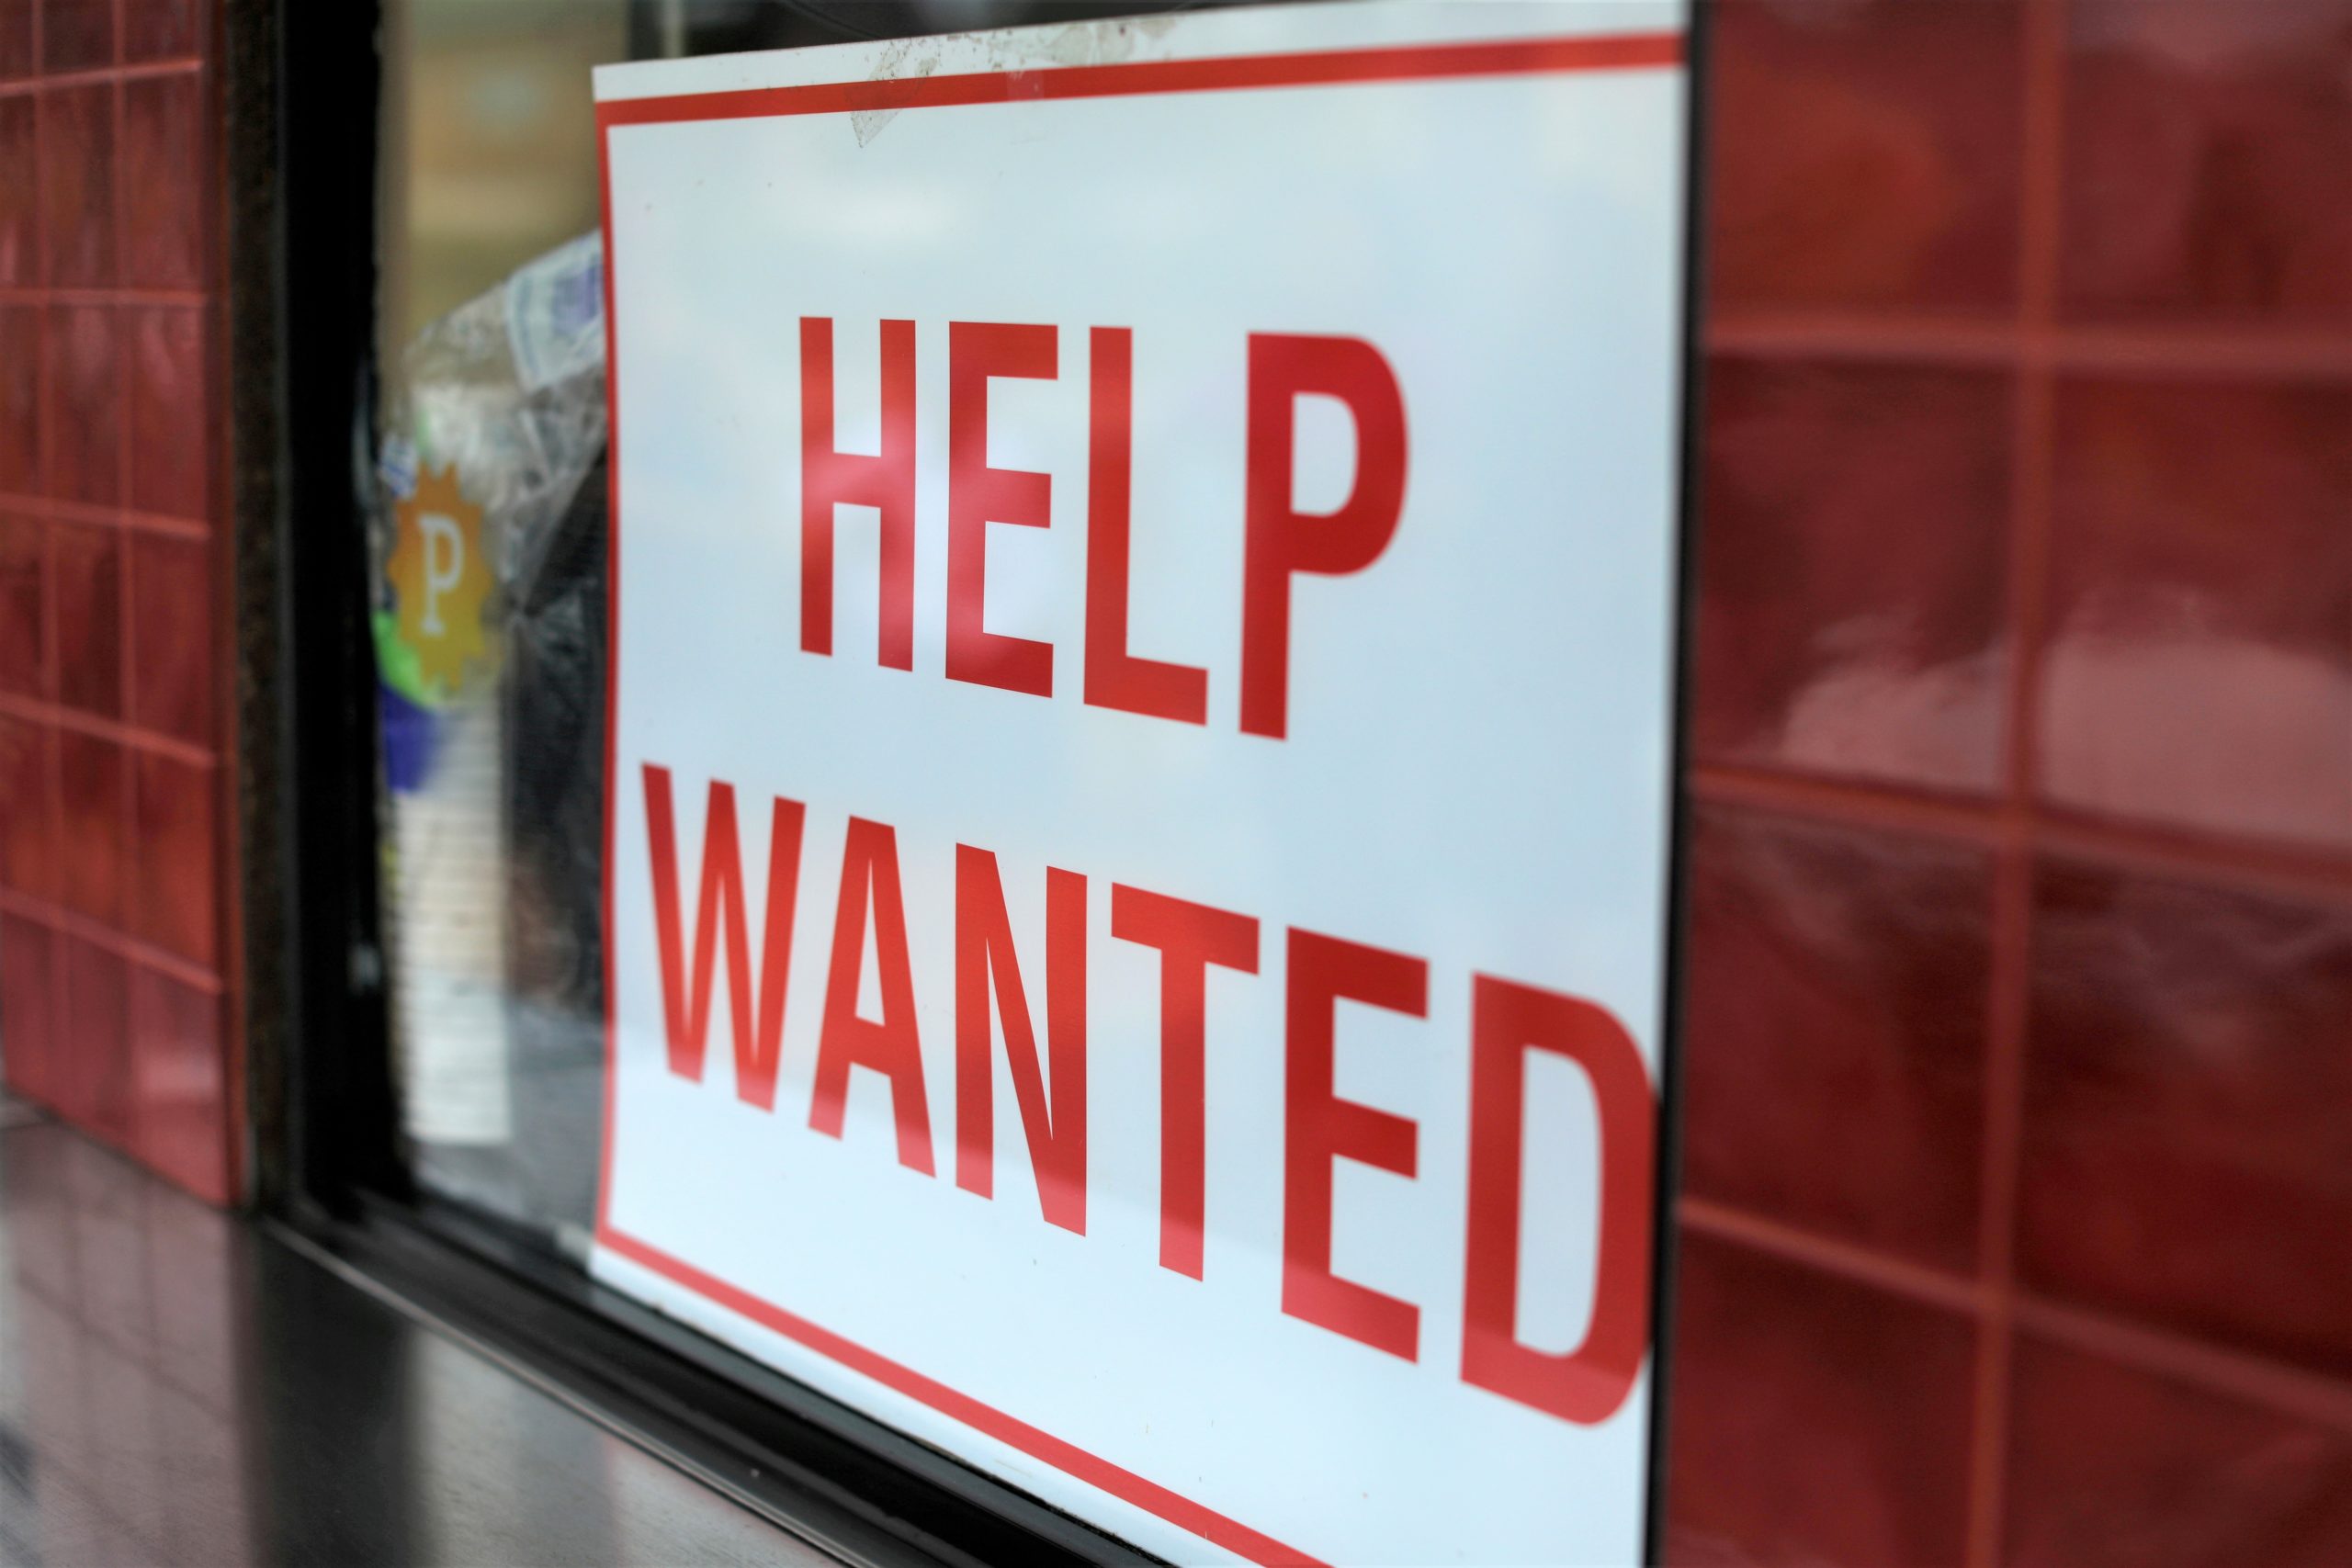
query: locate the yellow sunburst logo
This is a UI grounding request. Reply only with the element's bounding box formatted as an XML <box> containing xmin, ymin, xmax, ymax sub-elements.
<box><xmin>389</xmin><ymin>465</ymin><xmax>494</xmax><ymax>694</ymax></box>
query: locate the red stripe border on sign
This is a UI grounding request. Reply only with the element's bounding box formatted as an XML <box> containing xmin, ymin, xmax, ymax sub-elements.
<box><xmin>594</xmin><ymin>28</ymin><xmax>1682</xmax><ymax>1568</ymax></box>
<box><xmin>598</xmin><ymin>1224</ymin><xmax>1331</xmax><ymax>1566</ymax></box>
<box><xmin>595</xmin><ymin>29</ymin><xmax>1682</xmax><ymax>129</ymax></box>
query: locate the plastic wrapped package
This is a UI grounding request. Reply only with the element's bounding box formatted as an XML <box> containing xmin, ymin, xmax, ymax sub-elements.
<box><xmin>368</xmin><ymin>234</ymin><xmax>609</xmax><ymax>1257</ymax></box>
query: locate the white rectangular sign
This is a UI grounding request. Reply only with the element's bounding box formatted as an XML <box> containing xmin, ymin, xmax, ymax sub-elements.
<box><xmin>594</xmin><ymin>5</ymin><xmax>1689</xmax><ymax>1562</ymax></box>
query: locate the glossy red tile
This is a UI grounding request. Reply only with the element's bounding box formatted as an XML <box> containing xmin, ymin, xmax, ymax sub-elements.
<box><xmin>39</xmin><ymin>0</ymin><xmax>112</xmax><ymax>73</ymax></box>
<box><xmin>1694</xmin><ymin>356</ymin><xmax>2013</xmax><ymax>794</ymax></box>
<box><xmin>11</xmin><ymin>1297</ymin><xmax>95</xmax><ymax>1523</ymax></box>
<box><xmin>0</xmin><ymin>303</ymin><xmax>38</xmax><ymax>494</ymax></box>
<box><xmin>1708</xmin><ymin>0</ymin><xmax>2023</xmax><ymax>312</ymax></box>
<box><xmin>55</xmin><ymin>728</ymin><xmax>121</xmax><ymax>922</ymax></box>
<box><xmin>2004</xmin><ymin>1335</ymin><xmax>2352</xmax><ymax>1568</ymax></box>
<box><xmin>153</xmin><ymin>1382</ymin><xmax>250</xmax><ymax>1552</ymax></box>
<box><xmin>42</xmin><ymin>303</ymin><xmax>119</xmax><ymax>506</ymax></box>
<box><xmin>0</xmin><ymin>91</ymin><xmax>33</xmax><ymax>283</ymax></box>
<box><xmin>1</xmin><ymin>912</ymin><xmax>60</xmax><ymax>1108</ymax></box>
<box><xmin>0</xmin><ymin>710</ymin><xmax>58</xmax><ymax>898</ymax></box>
<box><xmin>6</xmin><ymin>1112</ymin><xmax>82</xmax><ymax>1296</ymax></box>
<box><xmin>122</xmin><ymin>0</ymin><xmax>200</xmax><ymax>63</ymax></box>
<box><xmin>2063</xmin><ymin>1</ymin><xmax>2352</xmax><ymax>327</ymax></box>
<box><xmin>1682</xmin><ymin>805</ymin><xmax>1993</xmax><ymax>1272</ymax></box>
<box><xmin>2041</xmin><ymin>377</ymin><xmax>2352</xmax><ymax>853</ymax></box>
<box><xmin>60</xmin><ymin>932</ymin><xmax>130</xmax><ymax>1147</ymax></box>
<box><xmin>0</xmin><ymin>511</ymin><xmax>44</xmax><ymax>697</ymax></box>
<box><xmin>67</xmin><ymin>1121</ymin><xmax>155</xmax><ymax>1352</ymax></box>
<box><xmin>2019</xmin><ymin>861</ymin><xmax>2352</xmax><ymax>1382</ymax></box>
<box><xmin>125</xmin><ymin>531</ymin><xmax>210</xmax><ymax>744</ymax></box>
<box><xmin>85</xmin><ymin>1332</ymin><xmax>167</xmax><ymax>1542</ymax></box>
<box><xmin>0</xmin><ymin>0</ymin><xmax>31</xmax><ymax>80</ymax></box>
<box><xmin>50</xmin><ymin>516</ymin><xmax>119</xmax><ymax>716</ymax></box>
<box><xmin>36</xmin><ymin>81</ymin><xmax>111</xmax><ymax>286</ymax></box>
<box><xmin>141</xmin><ymin>1176</ymin><xmax>236</xmax><ymax>1400</ymax></box>
<box><xmin>129</xmin><ymin>964</ymin><xmax>230</xmax><ymax>1202</ymax></box>
<box><xmin>1664</xmin><ymin>1231</ymin><xmax>1977</xmax><ymax>1568</ymax></box>
<box><xmin>119</xmin><ymin>71</ymin><xmax>205</xmax><ymax>290</ymax></box>
<box><xmin>130</xmin><ymin>750</ymin><xmax>213</xmax><ymax>966</ymax></box>
<box><xmin>127</xmin><ymin>305</ymin><xmax>208</xmax><ymax>520</ymax></box>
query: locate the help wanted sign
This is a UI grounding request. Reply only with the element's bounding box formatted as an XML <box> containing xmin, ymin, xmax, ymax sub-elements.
<box><xmin>594</xmin><ymin>4</ymin><xmax>1689</xmax><ymax>1562</ymax></box>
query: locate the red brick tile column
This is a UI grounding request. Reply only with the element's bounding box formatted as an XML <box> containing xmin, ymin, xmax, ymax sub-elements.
<box><xmin>0</xmin><ymin>0</ymin><xmax>236</xmax><ymax>1205</ymax></box>
<box><xmin>1670</xmin><ymin>3</ymin><xmax>2352</xmax><ymax>1564</ymax></box>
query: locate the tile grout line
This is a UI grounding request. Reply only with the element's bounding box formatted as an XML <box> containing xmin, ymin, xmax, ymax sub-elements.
<box><xmin>40</xmin><ymin>428</ymin><xmax>66</xmax><ymax>1122</ymax></box>
<box><xmin>1679</xmin><ymin>1196</ymin><xmax>1982</xmax><ymax>1314</ymax></box>
<box><xmin>203</xmin><ymin>0</ymin><xmax>242</xmax><ymax>1189</ymax></box>
<box><xmin>1690</xmin><ymin>761</ymin><xmax>2007</xmax><ymax>844</ymax></box>
<box><xmin>1962</xmin><ymin>2</ymin><xmax>2070</xmax><ymax>1563</ymax></box>
<box><xmin>0</xmin><ymin>886</ymin><xmax>225</xmax><ymax>995</ymax></box>
<box><xmin>1689</xmin><ymin>762</ymin><xmax>2352</xmax><ymax>906</ymax></box>
<box><xmin>1676</xmin><ymin>1198</ymin><xmax>2352</xmax><ymax>1439</ymax></box>
<box><xmin>0</xmin><ymin>55</ymin><xmax>205</xmax><ymax>96</ymax></box>
<box><xmin>115</xmin><ymin>3</ymin><xmax>141</xmax><ymax>1017</ymax></box>
<box><xmin>0</xmin><ymin>488</ymin><xmax>216</xmax><ymax>538</ymax></box>
<box><xmin>0</xmin><ymin>285</ymin><xmax>210</xmax><ymax>305</ymax></box>
<box><xmin>196</xmin><ymin>0</ymin><xmax>243</xmax><ymax>1195</ymax></box>
<box><xmin>114</xmin><ymin>0</ymin><xmax>156</xmax><ymax>1177</ymax></box>
<box><xmin>0</xmin><ymin>688</ymin><xmax>220</xmax><ymax>765</ymax></box>
<box><xmin>2014</xmin><ymin>1296</ymin><xmax>2352</xmax><ymax>1437</ymax></box>
<box><xmin>29</xmin><ymin>0</ymin><xmax>69</xmax><ymax>1126</ymax></box>
<box><xmin>82</xmin><ymin>0</ymin><xmax>182</xmax><ymax>1298</ymax></box>
<box><xmin>1962</xmin><ymin>845</ymin><xmax>2031</xmax><ymax>1568</ymax></box>
<box><xmin>1705</xmin><ymin>314</ymin><xmax>2352</xmax><ymax>385</ymax></box>
<box><xmin>2030</xmin><ymin>812</ymin><xmax>2352</xmax><ymax>902</ymax></box>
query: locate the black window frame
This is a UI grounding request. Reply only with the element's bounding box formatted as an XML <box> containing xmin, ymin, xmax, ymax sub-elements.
<box><xmin>243</xmin><ymin>2</ymin><xmax>1710</xmax><ymax>1562</ymax></box>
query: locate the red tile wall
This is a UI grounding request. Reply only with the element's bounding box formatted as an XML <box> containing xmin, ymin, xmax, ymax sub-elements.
<box><xmin>0</xmin><ymin>0</ymin><xmax>235</xmax><ymax>1206</ymax></box>
<box><xmin>1673</xmin><ymin>2</ymin><xmax>2352</xmax><ymax>1564</ymax></box>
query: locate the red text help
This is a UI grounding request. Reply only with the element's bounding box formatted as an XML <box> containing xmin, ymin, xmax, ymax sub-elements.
<box><xmin>799</xmin><ymin>318</ymin><xmax>1408</xmax><ymax>739</ymax></box>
